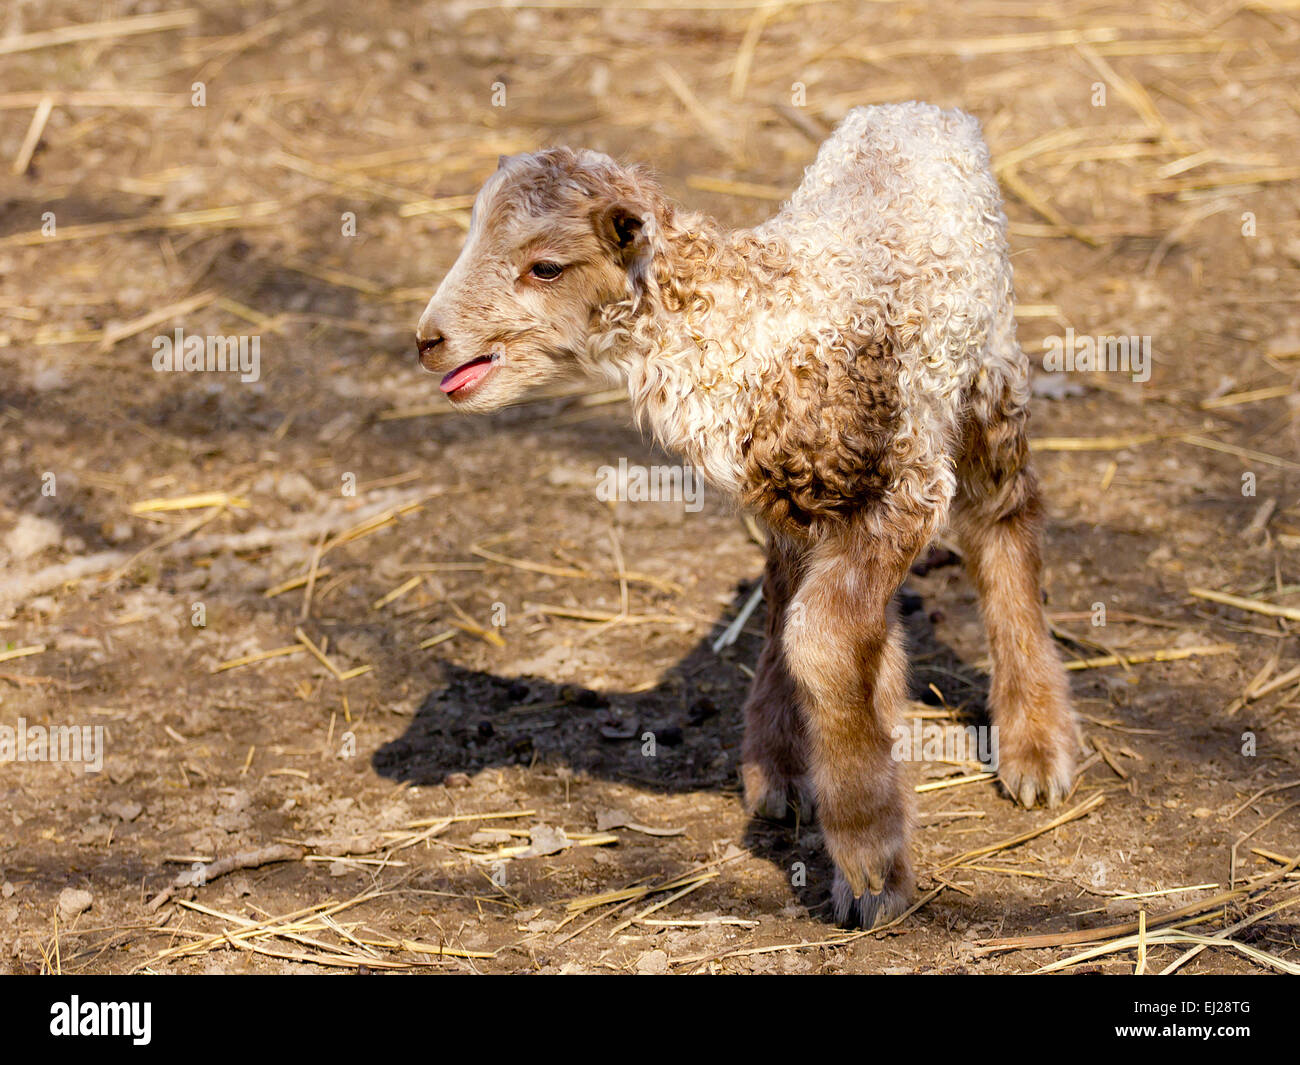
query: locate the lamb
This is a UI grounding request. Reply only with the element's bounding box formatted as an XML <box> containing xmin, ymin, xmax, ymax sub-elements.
<box><xmin>414</xmin><ymin>101</ymin><xmax>1078</xmax><ymax>928</ymax></box>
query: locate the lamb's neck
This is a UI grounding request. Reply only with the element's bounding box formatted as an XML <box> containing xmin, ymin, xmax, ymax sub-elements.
<box><xmin>621</xmin><ymin>220</ymin><xmax>774</xmax><ymax>494</ymax></box>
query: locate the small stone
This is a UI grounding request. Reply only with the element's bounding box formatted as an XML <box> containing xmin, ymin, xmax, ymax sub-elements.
<box><xmin>221</xmin><ymin>789</ymin><xmax>251</xmax><ymax>813</ymax></box>
<box><xmin>57</xmin><ymin>887</ymin><xmax>92</xmax><ymax>921</ymax></box>
<box><xmin>657</xmin><ymin>726</ymin><xmax>684</xmax><ymax>747</ymax></box>
<box><xmin>595</xmin><ymin>809</ymin><xmax>629</xmax><ymax>831</ymax></box>
<box><xmin>5</xmin><ymin>514</ymin><xmax>61</xmax><ymax>560</ymax></box>
<box><xmin>444</xmin><ymin>772</ymin><xmax>472</xmax><ymax>789</ymax></box>
<box><xmin>635</xmin><ymin>949</ymin><xmax>669</xmax><ymax>974</ymax></box>
<box><xmin>1030</xmin><ymin>373</ymin><xmax>1083</xmax><ymax>400</ymax></box>
<box><xmin>561</xmin><ymin>685</ymin><xmax>607</xmax><ymax>709</ymax></box>
<box><xmin>599</xmin><ymin>717</ymin><xmax>639</xmax><ymax>741</ymax></box>
<box><xmin>521</xmin><ymin>824</ymin><xmax>569</xmax><ymax>858</ymax></box>
<box><xmin>107</xmin><ymin>800</ymin><xmax>143</xmax><ymax>822</ymax></box>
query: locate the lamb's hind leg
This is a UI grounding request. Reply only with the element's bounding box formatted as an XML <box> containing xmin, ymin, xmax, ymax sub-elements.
<box><xmin>783</xmin><ymin>521</ymin><xmax>924</xmax><ymax>928</ymax></box>
<box><xmin>741</xmin><ymin>532</ymin><xmax>813</xmax><ymax>821</ymax></box>
<box><xmin>954</xmin><ymin>405</ymin><xmax>1078</xmax><ymax>808</ymax></box>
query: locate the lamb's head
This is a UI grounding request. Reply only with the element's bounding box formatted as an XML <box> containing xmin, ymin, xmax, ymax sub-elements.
<box><xmin>415</xmin><ymin>148</ymin><xmax>661</xmax><ymax>410</ymax></box>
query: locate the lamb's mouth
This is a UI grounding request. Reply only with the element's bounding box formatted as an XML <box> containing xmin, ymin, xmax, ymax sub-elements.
<box><xmin>439</xmin><ymin>352</ymin><xmax>499</xmax><ymax>396</ymax></box>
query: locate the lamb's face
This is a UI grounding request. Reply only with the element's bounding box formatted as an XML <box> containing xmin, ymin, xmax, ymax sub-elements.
<box><xmin>415</xmin><ymin>150</ymin><xmax>649</xmax><ymax>412</ymax></box>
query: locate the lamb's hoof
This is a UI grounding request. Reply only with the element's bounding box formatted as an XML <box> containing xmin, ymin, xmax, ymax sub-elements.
<box><xmin>998</xmin><ymin>743</ymin><xmax>1076</xmax><ymax>809</ymax></box>
<box><xmin>831</xmin><ymin>864</ymin><xmax>913</xmax><ymax>930</ymax></box>
<box><xmin>742</xmin><ymin>762</ymin><xmax>813</xmax><ymax>823</ymax></box>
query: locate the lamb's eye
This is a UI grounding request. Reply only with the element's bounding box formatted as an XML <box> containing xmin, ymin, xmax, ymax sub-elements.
<box><xmin>528</xmin><ymin>261</ymin><xmax>564</xmax><ymax>280</ymax></box>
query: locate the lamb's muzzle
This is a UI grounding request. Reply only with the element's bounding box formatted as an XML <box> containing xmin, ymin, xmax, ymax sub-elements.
<box><xmin>413</xmin><ymin>102</ymin><xmax>1079</xmax><ymax>929</ymax></box>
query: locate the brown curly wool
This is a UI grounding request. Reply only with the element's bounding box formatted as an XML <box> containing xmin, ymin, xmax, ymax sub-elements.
<box><xmin>740</xmin><ymin>333</ymin><xmax>901</xmax><ymax>537</ymax></box>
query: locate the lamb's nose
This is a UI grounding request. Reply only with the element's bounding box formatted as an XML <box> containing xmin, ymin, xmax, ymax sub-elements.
<box><xmin>416</xmin><ymin>332</ymin><xmax>444</xmax><ymax>371</ymax></box>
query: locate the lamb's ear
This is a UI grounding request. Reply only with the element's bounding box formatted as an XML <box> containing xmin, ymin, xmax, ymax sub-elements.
<box><xmin>594</xmin><ymin>200</ymin><xmax>647</xmax><ymax>263</ymax></box>
<box><xmin>497</xmin><ymin>154</ymin><xmax>517</xmax><ymax>170</ymax></box>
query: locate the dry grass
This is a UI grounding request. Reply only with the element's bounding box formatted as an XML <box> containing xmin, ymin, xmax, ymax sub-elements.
<box><xmin>1</xmin><ymin>0</ymin><xmax>1296</xmax><ymax>975</ymax></box>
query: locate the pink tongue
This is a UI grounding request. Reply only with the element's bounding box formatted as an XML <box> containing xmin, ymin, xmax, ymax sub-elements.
<box><xmin>440</xmin><ymin>358</ymin><xmax>493</xmax><ymax>394</ymax></box>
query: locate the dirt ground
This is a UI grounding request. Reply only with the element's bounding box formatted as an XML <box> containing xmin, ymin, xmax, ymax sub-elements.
<box><xmin>1</xmin><ymin>0</ymin><xmax>1298</xmax><ymax>975</ymax></box>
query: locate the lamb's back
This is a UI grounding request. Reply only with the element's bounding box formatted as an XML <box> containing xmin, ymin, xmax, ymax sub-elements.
<box><xmin>749</xmin><ymin>101</ymin><xmax>1014</xmax><ymax>380</ymax></box>
<box><xmin>766</xmin><ymin>102</ymin><xmax>1002</xmax><ymax>255</ymax></box>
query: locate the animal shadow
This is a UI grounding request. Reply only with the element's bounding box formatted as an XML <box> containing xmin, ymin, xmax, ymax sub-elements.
<box><xmin>372</xmin><ymin>552</ymin><xmax>988</xmax><ymax>923</ymax></box>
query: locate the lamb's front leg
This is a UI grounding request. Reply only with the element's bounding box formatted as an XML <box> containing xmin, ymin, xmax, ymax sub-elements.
<box><xmin>741</xmin><ymin>532</ymin><xmax>812</xmax><ymax>822</ymax></box>
<box><xmin>783</xmin><ymin>526</ymin><xmax>921</xmax><ymax>929</ymax></box>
